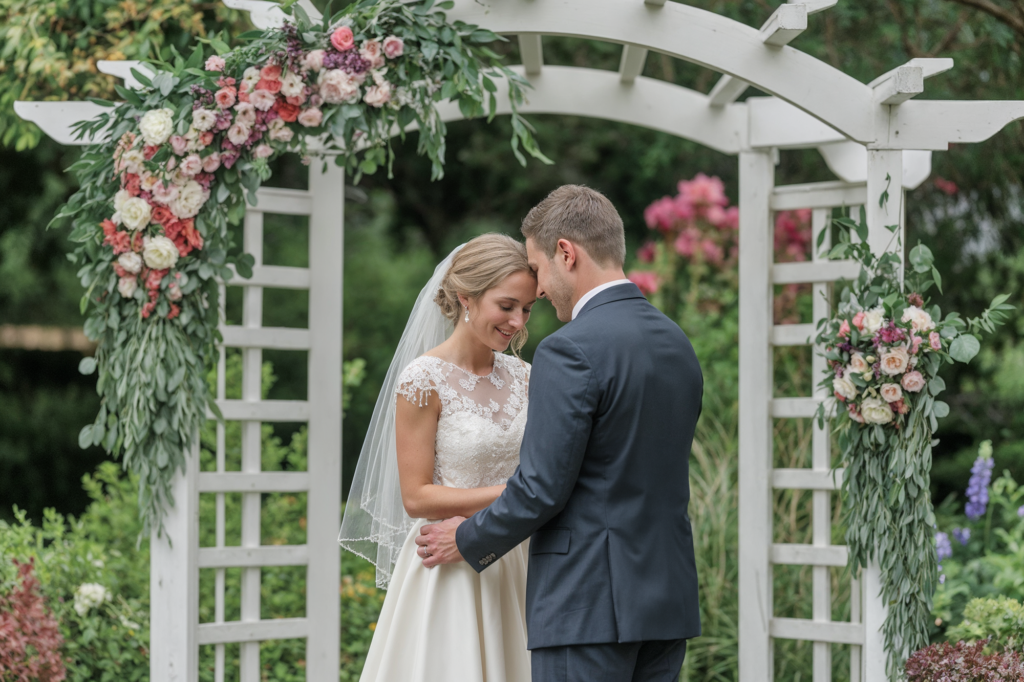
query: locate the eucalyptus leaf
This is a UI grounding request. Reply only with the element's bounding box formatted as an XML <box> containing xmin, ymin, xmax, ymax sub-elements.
<box><xmin>949</xmin><ymin>334</ymin><xmax>981</xmax><ymax>363</ymax></box>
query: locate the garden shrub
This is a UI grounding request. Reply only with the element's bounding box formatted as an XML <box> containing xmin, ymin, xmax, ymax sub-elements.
<box><xmin>945</xmin><ymin>596</ymin><xmax>1024</xmax><ymax>654</ymax></box>
<box><xmin>0</xmin><ymin>558</ymin><xmax>66</xmax><ymax>681</ymax></box>
<box><xmin>906</xmin><ymin>640</ymin><xmax>1024</xmax><ymax>681</ymax></box>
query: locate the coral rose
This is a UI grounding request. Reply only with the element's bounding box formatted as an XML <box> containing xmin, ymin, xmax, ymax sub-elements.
<box><xmin>274</xmin><ymin>100</ymin><xmax>300</xmax><ymax>123</ymax></box>
<box><xmin>260</xmin><ymin>64</ymin><xmax>282</xmax><ymax>81</ymax></box>
<box><xmin>215</xmin><ymin>87</ymin><xmax>237</xmax><ymax>109</ymax></box>
<box><xmin>331</xmin><ymin>26</ymin><xmax>354</xmax><ymax>52</ymax></box>
<box><xmin>256</xmin><ymin>78</ymin><xmax>282</xmax><ymax>94</ymax></box>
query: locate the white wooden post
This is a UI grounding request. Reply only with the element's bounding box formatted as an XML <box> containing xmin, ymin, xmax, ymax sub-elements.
<box><xmin>738</xmin><ymin>148</ymin><xmax>776</xmax><ymax>682</ymax></box>
<box><xmin>862</xmin><ymin>147</ymin><xmax>905</xmax><ymax>679</ymax></box>
<box><xmin>239</xmin><ymin>210</ymin><xmax>264</xmax><ymax>681</ymax></box>
<box><xmin>150</xmin><ymin>441</ymin><xmax>199</xmax><ymax>682</ymax></box>
<box><xmin>304</xmin><ymin>162</ymin><xmax>344</xmax><ymax>678</ymax></box>
<box><xmin>811</xmin><ymin>208</ymin><xmax>833</xmax><ymax>682</ymax></box>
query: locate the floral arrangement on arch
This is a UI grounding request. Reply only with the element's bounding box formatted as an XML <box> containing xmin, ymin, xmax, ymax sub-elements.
<box><xmin>813</xmin><ymin>207</ymin><xmax>1014</xmax><ymax>679</ymax></box>
<box><xmin>59</xmin><ymin>0</ymin><xmax>549</xmax><ymax>539</ymax></box>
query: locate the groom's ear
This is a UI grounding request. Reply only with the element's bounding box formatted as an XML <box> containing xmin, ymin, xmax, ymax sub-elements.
<box><xmin>555</xmin><ymin>238</ymin><xmax>577</xmax><ymax>271</ymax></box>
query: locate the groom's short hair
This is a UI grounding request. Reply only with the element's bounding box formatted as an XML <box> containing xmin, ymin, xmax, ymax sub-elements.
<box><xmin>521</xmin><ymin>185</ymin><xmax>626</xmax><ymax>268</ymax></box>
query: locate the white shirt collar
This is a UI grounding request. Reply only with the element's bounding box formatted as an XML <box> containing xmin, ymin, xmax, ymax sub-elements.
<box><xmin>571</xmin><ymin>279</ymin><xmax>633</xmax><ymax>320</ymax></box>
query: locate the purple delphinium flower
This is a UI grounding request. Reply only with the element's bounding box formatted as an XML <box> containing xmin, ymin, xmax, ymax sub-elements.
<box><xmin>952</xmin><ymin>527</ymin><xmax>971</xmax><ymax>546</ymax></box>
<box><xmin>965</xmin><ymin>445</ymin><xmax>995</xmax><ymax>521</ymax></box>
<box><xmin>935</xmin><ymin>531</ymin><xmax>952</xmax><ymax>561</ymax></box>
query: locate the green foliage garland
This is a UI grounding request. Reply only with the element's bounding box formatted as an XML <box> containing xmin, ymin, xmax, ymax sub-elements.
<box><xmin>57</xmin><ymin>0</ymin><xmax>548</xmax><ymax>541</ymax></box>
<box><xmin>814</xmin><ymin>202</ymin><xmax>1015</xmax><ymax>678</ymax></box>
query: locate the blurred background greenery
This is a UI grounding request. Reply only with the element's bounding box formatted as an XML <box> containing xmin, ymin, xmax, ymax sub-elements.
<box><xmin>2</xmin><ymin>0</ymin><xmax>1023</xmax><ymax>680</ymax></box>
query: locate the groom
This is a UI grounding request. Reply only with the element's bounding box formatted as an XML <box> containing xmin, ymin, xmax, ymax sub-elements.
<box><xmin>416</xmin><ymin>185</ymin><xmax>703</xmax><ymax>681</ymax></box>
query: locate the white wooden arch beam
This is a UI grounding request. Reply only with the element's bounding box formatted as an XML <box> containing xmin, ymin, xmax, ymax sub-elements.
<box><xmin>444</xmin><ymin>0</ymin><xmax>875</xmax><ymax>143</ymax></box>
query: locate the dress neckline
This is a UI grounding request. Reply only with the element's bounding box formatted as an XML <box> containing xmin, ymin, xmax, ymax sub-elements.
<box><xmin>426</xmin><ymin>351</ymin><xmax>499</xmax><ymax>379</ymax></box>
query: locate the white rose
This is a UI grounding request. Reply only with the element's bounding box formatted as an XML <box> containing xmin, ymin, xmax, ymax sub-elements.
<box><xmin>143</xmin><ymin>235</ymin><xmax>180</xmax><ymax>270</ymax></box>
<box><xmin>318</xmin><ymin>69</ymin><xmax>359</xmax><ymax>104</ymax></box>
<box><xmin>118</xmin><ymin>148</ymin><xmax>145</xmax><ymax>174</ymax></box>
<box><xmin>227</xmin><ymin>122</ymin><xmax>251</xmax><ymax>146</ymax></box>
<box><xmin>118</xmin><ymin>251</ymin><xmax>143</xmax><ymax>274</ymax></box>
<box><xmin>117</xmin><ymin>276</ymin><xmax>138</xmax><ymax>299</ymax></box>
<box><xmin>901</xmin><ymin>305</ymin><xmax>936</xmax><ymax>333</ymax></box>
<box><xmin>192</xmin><ymin>108</ymin><xmax>217</xmax><ymax>132</ymax></box>
<box><xmin>234</xmin><ymin>102</ymin><xmax>256</xmax><ymax>126</ymax></box>
<box><xmin>169</xmin><ymin>180</ymin><xmax>209</xmax><ymax>219</ymax></box>
<box><xmin>180</xmin><ymin>154</ymin><xmax>203</xmax><ymax>176</ymax></box>
<box><xmin>268</xmin><ymin>118</ymin><xmax>294</xmax><ymax>142</ymax></box>
<box><xmin>139</xmin><ymin>108</ymin><xmax>175</xmax><ymax>146</ymax></box>
<box><xmin>119</xmin><ymin>197</ymin><xmax>152</xmax><ymax>231</ymax></box>
<box><xmin>833</xmin><ymin>371</ymin><xmax>858</xmax><ymax>401</ymax></box>
<box><xmin>113</xmin><ymin>189</ymin><xmax>132</xmax><ymax>211</ymax></box>
<box><xmin>280</xmin><ymin>70</ymin><xmax>305</xmax><ymax>98</ymax></box>
<box><xmin>848</xmin><ymin>352</ymin><xmax>870</xmax><ymax>374</ymax></box>
<box><xmin>879</xmin><ymin>383</ymin><xmax>903</xmax><ymax>403</ymax></box>
<box><xmin>879</xmin><ymin>346</ymin><xmax>910</xmax><ymax>376</ymax></box>
<box><xmin>863</xmin><ymin>306</ymin><xmax>886</xmax><ymax>334</ymax></box>
<box><xmin>860</xmin><ymin>397</ymin><xmax>894</xmax><ymax>425</ymax></box>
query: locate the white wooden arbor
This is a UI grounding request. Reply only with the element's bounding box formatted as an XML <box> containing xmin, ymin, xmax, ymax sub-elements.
<box><xmin>17</xmin><ymin>1</ymin><xmax>1024</xmax><ymax>680</ymax></box>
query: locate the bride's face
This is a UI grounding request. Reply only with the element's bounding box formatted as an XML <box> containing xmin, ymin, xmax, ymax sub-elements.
<box><xmin>463</xmin><ymin>271</ymin><xmax>536</xmax><ymax>351</ymax></box>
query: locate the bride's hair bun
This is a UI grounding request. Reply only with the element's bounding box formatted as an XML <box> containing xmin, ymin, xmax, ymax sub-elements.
<box><xmin>434</xmin><ymin>233</ymin><xmax>534</xmax><ymax>354</ymax></box>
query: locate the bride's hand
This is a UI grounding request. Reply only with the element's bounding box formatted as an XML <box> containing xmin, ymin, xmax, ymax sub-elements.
<box><xmin>416</xmin><ymin>516</ymin><xmax>466</xmax><ymax>568</ymax></box>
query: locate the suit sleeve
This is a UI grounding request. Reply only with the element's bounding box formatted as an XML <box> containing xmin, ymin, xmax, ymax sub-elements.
<box><xmin>456</xmin><ymin>334</ymin><xmax>596</xmax><ymax>571</ymax></box>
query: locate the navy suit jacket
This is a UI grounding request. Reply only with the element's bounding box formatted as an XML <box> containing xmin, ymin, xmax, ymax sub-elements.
<box><xmin>455</xmin><ymin>283</ymin><xmax>703</xmax><ymax>649</ymax></box>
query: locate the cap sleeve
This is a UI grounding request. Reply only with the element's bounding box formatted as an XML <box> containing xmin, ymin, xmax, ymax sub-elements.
<box><xmin>395</xmin><ymin>357</ymin><xmax>443</xmax><ymax>407</ymax></box>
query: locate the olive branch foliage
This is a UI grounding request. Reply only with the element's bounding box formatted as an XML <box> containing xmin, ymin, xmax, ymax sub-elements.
<box><xmin>52</xmin><ymin>0</ymin><xmax>550</xmax><ymax>543</ymax></box>
<box><xmin>813</xmin><ymin>193</ymin><xmax>1014</xmax><ymax>678</ymax></box>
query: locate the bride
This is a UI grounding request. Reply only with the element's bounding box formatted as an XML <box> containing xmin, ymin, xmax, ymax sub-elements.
<box><xmin>339</xmin><ymin>233</ymin><xmax>538</xmax><ymax>682</ymax></box>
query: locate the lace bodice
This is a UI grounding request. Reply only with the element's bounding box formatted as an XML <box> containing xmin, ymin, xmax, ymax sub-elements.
<box><xmin>396</xmin><ymin>352</ymin><xmax>530</xmax><ymax>489</ymax></box>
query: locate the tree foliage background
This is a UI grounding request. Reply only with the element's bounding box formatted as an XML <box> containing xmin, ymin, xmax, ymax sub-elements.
<box><xmin>1</xmin><ymin>0</ymin><xmax>1022</xmax><ymax>542</ymax></box>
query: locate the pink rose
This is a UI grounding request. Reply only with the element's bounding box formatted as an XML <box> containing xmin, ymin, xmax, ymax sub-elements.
<box><xmin>360</xmin><ymin>39</ymin><xmax>382</xmax><ymax>62</ymax></box>
<box><xmin>911</xmin><ymin>335</ymin><xmax>924</xmax><ymax>354</ymax></box>
<box><xmin>253</xmin><ymin>144</ymin><xmax>274</xmax><ymax>159</ymax></box>
<box><xmin>297</xmin><ymin>107</ymin><xmax>323</xmax><ymax>127</ymax></box>
<box><xmin>929</xmin><ymin>331</ymin><xmax>942</xmax><ymax>351</ymax></box>
<box><xmin>893</xmin><ymin>398</ymin><xmax>910</xmax><ymax>415</ymax></box>
<box><xmin>838</xmin><ymin>320</ymin><xmax>851</xmax><ymax>338</ymax></box>
<box><xmin>852</xmin><ymin>311</ymin><xmax>866</xmax><ymax>332</ymax></box>
<box><xmin>879</xmin><ymin>383</ymin><xmax>903</xmax><ymax>403</ymax></box>
<box><xmin>170</xmin><ymin>135</ymin><xmax>188</xmax><ymax>156</ymax></box>
<box><xmin>205</xmin><ymin>55</ymin><xmax>226</xmax><ymax>72</ymax></box>
<box><xmin>215</xmin><ymin>87</ymin><xmax>237</xmax><ymax>109</ymax></box>
<box><xmin>383</xmin><ymin>35</ymin><xmax>404</xmax><ymax>59</ymax></box>
<box><xmin>202</xmin><ymin>152</ymin><xmax>221</xmax><ymax>173</ymax></box>
<box><xmin>847</xmin><ymin>403</ymin><xmax>865</xmax><ymax>423</ymax></box>
<box><xmin>302</xmin><ymin>49</ymin><xmax>325</xmax><ymax>72</ymax></box>
<box><xmin>152</xmin><ymin>182</ymin><xmax>179</xmax><ymax>205</ymax></box>
<box><xmin>318</xmin><ymin>69</ymin><xmax>359</xmax><ymax>104</ymax></box>
<box><xmin>249</xmin><ymin>89</ymin><xmax>276</xmax><ymax>112</ymax></box>
<box><xmin>901</xmin><ymin>370</ymin><xmax>926</xmax><ymax>393</ymax></box>
<box><xmin>180</xmin><ymin>154</ymin><xmax>203</xmax><ymax>176</ymax></box>
<box><xmin>331</xmin><ymin>26</ymin><xmax>354</xmax><ymax>52</ymax></box>
<box><xmin>260</xmin><ymin>64</ymin><xmax>282</xmax><ymax>81</ymax></box>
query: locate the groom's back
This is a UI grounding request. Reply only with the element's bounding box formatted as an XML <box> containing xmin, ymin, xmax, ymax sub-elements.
<box><xmin>526</xmin><ymin>283</ymin><xmax>703</xmax><ymax>647</ymax></box>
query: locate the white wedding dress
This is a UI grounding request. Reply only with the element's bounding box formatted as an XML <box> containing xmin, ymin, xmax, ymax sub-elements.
<box><xmin>358</xmin><ymin>351</ymin><xmax>532</xmax><ymax>682</ymax></box>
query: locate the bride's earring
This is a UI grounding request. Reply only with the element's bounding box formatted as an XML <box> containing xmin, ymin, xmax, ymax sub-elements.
<box><xmin>464</xmin><ymin>307</ymin><xmax>470</xmax><ymax>323</ymax></box>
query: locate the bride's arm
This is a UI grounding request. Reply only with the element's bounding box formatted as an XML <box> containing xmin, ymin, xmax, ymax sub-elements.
<box><xmin>395</xmin><ymin>395</ymin><xmax>505</xmax><ymax>519</ymax></box>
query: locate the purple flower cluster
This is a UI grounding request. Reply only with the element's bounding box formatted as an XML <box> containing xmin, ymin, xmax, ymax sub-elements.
<box><xmin>877</xmin><ymin>321</ymin><xmax>906</xmax><ymax>344</ymax></box>
<box><xmin>965</xmin><ymin>453</ymin><xmax>995</xmax><ymax>520</ymax></box>
<box><xmin>935</xmin><ymin>531</ymin><xmax>952</xmax><ymax>561</ymax></box>
<box><xmin>323</xmin><ymin>48</ymin><xmax>370</xmax><ymax>73</ymax></box>
<box><xmin>952</xmin><ymin>527</ymin><xmax>971</xmax><ymax>546</ymax></box>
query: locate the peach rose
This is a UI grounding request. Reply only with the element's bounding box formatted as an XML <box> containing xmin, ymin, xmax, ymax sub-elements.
<box><xmin>879</xmin><ymin>383</ymin><xmax>903</xmax><ymax>403</ymax></box>
<box><xmin>215</xmin><ymin>87</ymin><xmax>237</xmax><ymax>109</ymax></box>
<box><xmin>848</xmin><ymin>353</ymin><xmax>870</xmax><ymax>374</ymax></box>
<box><xmin>297</xmin><ymin>108</ymin><xmax>323</xmax><ymax>127</ymax></box>
<box><xmin>901</xmin><ymin>371</ymin><xmax>926</xmax><ymax>393</ymax></box>
<box><xmin>879</xmin><ymin>346</ymin><xmax>910</xmax><ymax>376</ymax></box>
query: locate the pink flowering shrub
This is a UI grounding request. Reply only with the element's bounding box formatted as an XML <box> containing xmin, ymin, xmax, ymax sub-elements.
<box><xmin>906</xmin><ymin>640</ymin><xmax>1024</xmax><ymax>681</ymax></box>
<box><xmin>631</xmin><ymin>173</ymin><xmax>810</xmax><ymax>322</ymax></box>
<box><xmin>0</xmin><ymin>558</ymin><xmax>67</xmax><ymax>682</ymax></box>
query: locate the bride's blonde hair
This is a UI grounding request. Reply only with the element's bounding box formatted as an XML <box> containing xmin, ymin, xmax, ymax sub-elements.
<box><xmin>434</xmin><ymin>233</ymin><xmax>535</xmax><ymax>355</ymax></box>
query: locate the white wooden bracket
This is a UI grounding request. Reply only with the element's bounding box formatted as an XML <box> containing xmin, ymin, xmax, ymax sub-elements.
<box><xmin>761</xmin><ymin>1</ymin><xmax>837</xmax><ymax>48</ymax></box>
<box><xmin>519</xmin><ymin>34</ymin><xmax>544</xmax><ymax>76</ymax></box>
<box><xmin>222</xmin><ymin>0</ymin><xmax>321</xmax><ymax>28</ymax></box>
<box><xmin>869</xmin><ymin>57</ymin><xmax>953</xmax><ymax>105</ymax></box>
<box><xmin>98</xmin><ymin>60</ymin><xmax>153</xmax><ymax>90</ymax></box>
<box><xmin>708</xmin><ymin>75</ymin><xmax>751</xmax><ymax>107</ymax></box>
